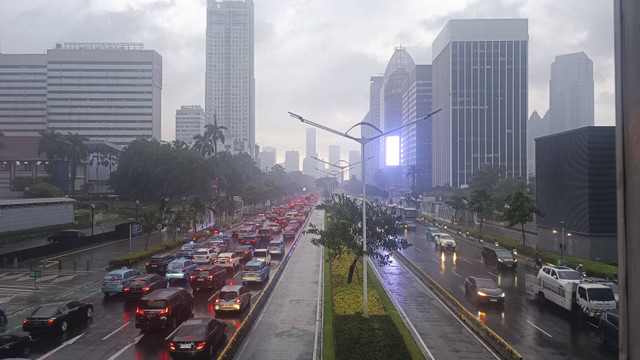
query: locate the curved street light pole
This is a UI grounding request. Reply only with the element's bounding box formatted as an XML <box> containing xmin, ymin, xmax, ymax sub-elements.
<box><xmin>289</xmin><ymin>108</ymin><xmax>441</xmax><ymax>318</ymax></box>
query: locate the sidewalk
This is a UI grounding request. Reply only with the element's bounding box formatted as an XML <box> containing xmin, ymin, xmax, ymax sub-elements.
<box><xmin>235</xmin><ymin>209</ymin><xmax>324</xmax><ymax>360</ymax></box>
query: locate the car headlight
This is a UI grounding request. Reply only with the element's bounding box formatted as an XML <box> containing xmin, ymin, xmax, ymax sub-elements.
<box><xmin>500</xmin><ymin>293</ymin><xmax>505</xmax><ymax>297</ymax></box>
<box><xmin>477</xmin><ymin>291</ymin><xmax>488</xmax><ymax>296</ymax></box>
<box><xmin>514</xmin><ymin>258</ymin><xmax>518</xmax><ymax>263</ymax></box>
<box><xmin>499</xmin><ymin>258</ymin><xmax>504</xmax><ymax>262</ymax></box>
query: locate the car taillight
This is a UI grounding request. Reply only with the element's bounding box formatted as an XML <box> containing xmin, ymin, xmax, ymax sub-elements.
<box><xmin>120</xmin><ymin>281</ymin><xmax>124</xmax><ymax>285</ymax></box>
<box><xmin>169</xmin><ymin>342</ymin><xmax>176</xmax><ymax>351</ymax></box>
<box><xmin>23</xmin><ymin>320</ymin><xmax>28</xmax><ymax>324</ymax></box>
<box><xmin>207</xmin><ymin>275</ymin><xmax>213</xmax><ymax>279</ymax></box>
<box><xmin>158</xmin><ymin>307</ymin><xmax>171</xmax><ymax>315</ymax></box>
<box><xmin>189</xmin><ymin>275</ymin><xmax>195</xmax><ymax>279</ymax></box>
<box><xmin>215</xmin><ymin>298</ymin><xmax>220</xmax><ymax>303</ymax></box>
<box><xmin>213</xmin><ymin>259</ymin><xmax>218</xmax><ymax>263</ymax></box>
<box><xmin>142</xmin><ymin>287</ymin><xmax>150</xmax><ymax>291</ymax></box>
<box><xmin>235</xmin><ymin>298</ymin><xmax>242</xmax><ymax>304</ymax></box>
<box><xmin>124</xmin><ymin>287</ymin><xmax>130</xmax><ymax>292</ymax></box>
<box><xmin>145</xmin><ymin>262</ymin><xmax>149</xmax><ymax>266</ymax></box>
<box><xmin>135</xmin><ymin>307</ymin><xmax>145</xmax><ymax>315</ymax></box>
<box><xmin>196</xmin><ymin>341</ymin><xmax>207</xmax><ymax>350</ymax></box>
<box><xmin>47</xmin><ymin>319</ymin><xmax>55</xmax><ymax>324</ymax></box>
<box><xmin>101</xmin><ymin>282</ymin><xmax>105</xmax><ymax>286</ymax></box>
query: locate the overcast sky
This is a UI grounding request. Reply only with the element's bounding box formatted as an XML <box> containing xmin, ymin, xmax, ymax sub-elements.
<box><xmin>0</xmin><ymin>0</ymin><xmax>614</xmax><ymax>164</ymax></box>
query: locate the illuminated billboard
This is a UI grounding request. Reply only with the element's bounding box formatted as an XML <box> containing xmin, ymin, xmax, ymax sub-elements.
<box><xmin>385</xmin><ymin>136</ymin><xmax>400</xmax><ymax>166</ymax></box>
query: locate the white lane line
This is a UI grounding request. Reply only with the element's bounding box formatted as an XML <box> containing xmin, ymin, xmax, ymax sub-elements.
<box><xmin>251</xmin><ymin>290</ymin><xmax>262</xmax><ymax>300</ymax></box>
<box><xmin>462</xmin><ymin>258</ymin><xmax>472</xmax><ymax>264</ymax></box>
<box><xmin>208</xmin><ymin>290</ymin><xmax>221</xmax><ymax>302</ymax></box>
<box><xmin>487</xmin><ymin>272</ymin><xmax>498</xmax><ymax>278</ymax></box>
<box><xmin>370</xmin><ymin>260</ymin><xmax>435</xmax><ymax>360</ymax></box>
<box><xmin>36</xmin><ymin>332</ymin><xmax>85</xmax><ymax>360</ymax></box>
<box><xmin>451</xmin><ymin>271</ymin><xmax>462</xmax><ymax>278</ymax></box>
<box><xmin>431</xmin><ymin>258</ymin><xmax>440</xmax><ymax>264</ymax></box>
<box><xmin>312</xmin><ymin>244</ymin><xmax>324</xmax><ymax>360</ymax></box>
<box><xmin>415</xmin><ymin>248</ymin><xmax>423</xmax><ymax>253</ymax></box>
<box><xmin>165</xmin><ymin>325</ymin><xmax>181</xmax><ymax>341</ymax></box>
<box><xmin>102</xmin><ymin>322</ymin><xmax>130</xmax><ymax>340</ymax></box>
<box><xmin>526</xmin><ymin>320</ymin><xmax>553</xmax><ymax>338</ymax></box>
<box><xmin>398</xmin><ymin>258</ymin><xmax>501</xmax><ymax>360</ymax></box>
<box><xmin>107</xmin><ymin>333</ymin><xmax>144</xmax><ymax>360</ymax></box>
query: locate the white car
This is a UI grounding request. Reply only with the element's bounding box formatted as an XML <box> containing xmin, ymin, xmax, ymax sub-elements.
<box><xmin>193</xmin><ymin>248</ymin><xmax>217</xmax><ymax>264</ymax></box>
<box><xmin>215</xmin><ymin>252</ymin><xmax>241</xmax><ymax>270</ymax></box>
<box><xmin>538</xmin><ymin>265</ymin><xmax>584</xmax><ymax>288</ymax></box>
<box><xmin>253</xmin><ymin>249</ymin><xmax>272</xmax><ymax>265</ymax></box>
<box><xmin>435</xmin><ymin>233</ymin><xmax>456</xmax><ymax>251</ymax></box>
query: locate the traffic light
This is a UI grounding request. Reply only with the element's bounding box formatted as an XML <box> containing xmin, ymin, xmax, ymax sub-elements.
<box><xmin>243</xmin><ymin>216</ymin><xmax>247</xmax><ymax>221</ymax></box>
<box><xmin>453</xmin><ymin>218</ymin><xmax>457</xmax><ymax>223</ymax></box>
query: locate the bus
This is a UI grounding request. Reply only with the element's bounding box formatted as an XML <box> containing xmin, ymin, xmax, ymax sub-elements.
<box><xmin>403</xmin><ymin>208</ymin><xmax>418</xmax><ymax>222</ymax></box>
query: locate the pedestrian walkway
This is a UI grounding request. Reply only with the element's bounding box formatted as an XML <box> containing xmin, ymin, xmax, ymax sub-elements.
<box><xmin>235</xmin><ymin>209</ymin><xmax>324</xmax><ymax>360</ymax></box>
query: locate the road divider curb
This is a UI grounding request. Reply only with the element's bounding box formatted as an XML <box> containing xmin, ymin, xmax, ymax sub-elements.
<box><xmin>393</xmin><ymin>250</ymin><xmax>523</xmax><ymax>360</ymax></box>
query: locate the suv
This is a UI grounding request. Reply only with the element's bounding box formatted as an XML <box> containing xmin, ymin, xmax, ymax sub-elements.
<box><xmin>283</xmin><ymin>226</ymin><xmax>296</xmax><ymax>241</ymax></box>
<box><xmin>425</xmin><ymin>227</ymin><xmax>441</xmax><ymax>241</ymax></box>
<box><xmin>482</xmin><ymin>245</ymin><xmax>518</xmax><ymax>270</ymax></box>
<box><xmin>146</xmin><ymin>253</ymin><xmax>175</xmax><ymax>274</ymax></box>
<box><xmin>253</xmin><ymin>249</ymin><xmax>271</xmax><ymax>265</ymax></box>
<box><xmin>102</xmin><ymin>268</ymin><xmax>140</xmax><ymax>296</ymax></box>
<box><xmin>124</xmin><ymin>273</ymin><xmax>168</xmax><ymax>299</ymax></box>
<box><xmin>193</xmin><ymin>248</ymin><xmax>218</xmax><ymax>265</ymax></box>
<box><xmin>434</xmin><ymin>234</ymin><xmax>457</xmax><ymax>251</ymax></box>
<box><xmin>135</xmin><ymin>288</ymin><xmax>194</xmax><ymax>331</ymax></box>
<box><xmin>257</xmin><ymin>228</ymin><xmax>272</xmax><ymax>243</ymax></box>
<box><xmin>189</xmin><ymin>265</ymin><xmax>226</xmax><ymax>293</ymax></box>
<box><xmin>214</xmin><ymin>285</ymin><xmax>251</xmax><ymax>313</ymax></box>
<box><xmin>47</xmin><ymin>230</ymin><xmax>86</xmax><ymax>244</ymax></box>
<box><xmin>241</xmin><ymin>260</ymin><xmax>270</xmax><ymax>285</ymax></box>
<box><xmin>215</xmin><ymin>252</ymin><xmax>241</xmax><ymax>271</ymax></box>
<box><xmin>538</xmin><ymin>265</ymin><xmax>583</xmax><ymax>287</ymax></box>
<box><xmin>166</xmin><ymin>259</ymin><xmax>198</xmax><ymax>283</ymax></box>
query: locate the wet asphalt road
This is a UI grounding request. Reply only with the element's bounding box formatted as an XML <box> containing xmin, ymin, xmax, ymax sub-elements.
<box><xmin>400</xmin><ymin>222</ymin><xmax>617</xmax><ymax>360</ymax></box>
<box><xmin>18</xmin><ymin>224</ymin><xmax>307</xmax><ymax>360</ymax></box>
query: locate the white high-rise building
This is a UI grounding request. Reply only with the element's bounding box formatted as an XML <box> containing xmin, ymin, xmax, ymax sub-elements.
<box><xmin>549</xmin><ymin>52</ymin><xmax>594</xmax><ymax>134</ymax></box>
<box><xmin>205</xmin><ymin>0</ymin><xmax>255</xmax><ymax>156</ymax></box>
<box><xmin>259</xmin><ymin>146</ymin><xmax>276</xmax><ymax>171</ymax></box>
<box><xmin>303</xmin><ymin>128</ymin><xmax>317</xmax><ymax>177</ymax></box>
<box><xmin>0</xmin><ymin>43</ymin><xmax>162</xmax><ymax>144</ymax></box>
<box><xmin>348</xmin><ymin>150</ymin><xmax>361</xmax><ymax>180</ymax></box>
<box><xmin>284</xmin><ymin>151</ymin><xmax>300</xmax><ymax>173</ymax></box>
<box><xmin>175</xmin><ymin>105</ymin><xmax>205</xmax><ymax>145</ymax></box>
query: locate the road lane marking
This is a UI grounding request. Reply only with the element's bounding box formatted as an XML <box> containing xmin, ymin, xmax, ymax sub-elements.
<box><xmin>451</xmin><ymin>271</ymin><xmax>462</xmax><ymax>278</ymax></box>
<box><xmin>487</xmin><ymin>272</ymin><xmax>498</xmax><ymax>278</ymax></box>
<box><xmin>107</xmin><ymin>334</ymin><xmax>144</xmax><ymax>360</ymax></box>
<box><xmin>36</xmin><ymin>332</ymin><xmax>85</xmax><ymax>360</ymax></box>
<box><xmin>415</xmin><ymin>248</ymin><xmax>423</xmax><ymax>253</ymax></box>
<box><xmin>431</xmin><ymin>258</ymin><xmax>440</xmax><ymax>264</ymax></box>
<box><xmin>102</xmin><ymin>322</ymin><xmax>130</xmax><ymax>340</ymax></box>
<box><xmin>526</xmin><ymin>320</ymin><xmax>553</xmax><ymax>338</ymax></box>
<box><xmin>165</xmin><ymin>325</ymin><xmax>181</xmax><ymax>341</ymax></box>
<box><xmin>251</xmin><ymin>291</ymin><xmax>262</xmax><ymax>300</ymax></box>
<box><xmin>370</xmin><ymin>260</ymin><xmax>435</xmax><ymax>360</ymax></box>
<box><xmin>312</xmin><ymin>243</ymin><xmax>324</xmax><ymax>360</ymax></box>
<box><xmin>46</xmin><ymin>238</ymin><xmax>136</xmax><ymax>260</ymax></box>
<box><xmin>462</xmin><ymin>258</ymin><xmax>472</xmax><ymax>264</ymax></box>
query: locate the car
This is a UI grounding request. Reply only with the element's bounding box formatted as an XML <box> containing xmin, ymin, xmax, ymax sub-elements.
<box><xmin>268</xmin><ymin>223</ymin><xmax>281</xmax><ymax>235</ymax></box>
<box><xmin>242</xmin><ymin>222</ymin><xmax>256</xmax><ymax>232</ymax></box>
<box><xmin>234</xmin><ymin>245</ymin><xmax>255</xmax><ymax>261</ymax></box>
<box><xmin>434</xmin><ymin>233</ymin><xmax>457</xmax><ymax>251</ymax></box>
<box><xmin>177</xmin><ymin>243</ymin><xmax>200</xmax><ymax>259</ymax></box>
<box><xmin>481</xmin><ymin>245</ymin><xmax>518</xmax><ymax>269</ymax></box>
<box><xmin>283</xmin><ymin>227</ymin><xmax>296</xmax><ymax>241</ymax></box>
<box><xmin>215</xmin><ymin>252</ymin><xmax>241</xmax><ymax>271</ymax></box>
<box><xmin>166</xmin><ymin>258</ymin><xmax>198</xmax><ymax>283</ymax></box>
<box><xmin>240</xmin><ymin>229</ymin><xmax>257</xmax><ymax>245</ymax></box>
<box><xmin>538</xmin><ymin>265</ymin><xmax>584</xmax><ymax>288</ymax></box>
<box><xmin>47</xmin><ymin>230</ymin><xmax>87</xmax><ymax>244</ymax></box>
<box><xmin>253</xmin><ymin>249</ymin><xmax>271</xmax><ymax>265</ymax></box>
<box><xmin>135</xmin><ymin>288</ymin><xmax>194</xmax><ymax>331</ymax></box>
<box><xmin>169</xmin><ymin>318</ymin><xmax>227</xmax><ymax>359</ymax></box>
<box><xmin>102</xmin><ymin>267</ymin><xmax>140</xmax><ymax>296</ymax></box>
<box><xmin>0</xmin><ymin>332</ymin><xmax>33</xmax><ymax>358</ymax></box>
<box><xmin>146</xmin><ymin>253</ymin><xmax>175</xmax><ymax>274</ymax></box>
<box><xmin>425</xmin><ymin>227</ymin><xmax>441</xmax><ymax>241</ymax></box>
<box><xmin>464</xmin><ymin>277</ymin><xmax>505</xmax><ymax>304</ymax></box>
<box><xmin>242</xmin><ymin>260</ymin><xmax>270</xmax><ymax>285</ymax></box>
<box><xmin>193</xmin><ymin>248</ymin><xmax>218</xmax><ymax>265</ymax></box>
<box><xmin>214</xmin><ymin>285</ymin><xmax>251</xmax><ymax>313</ymax></box>
<box><xmin>257</xmin><ymin>228</ymin><xmax>273</xmax><ymax>243</ymax></box>
<box><xmin>189</xmin><ymin>265</ymin><xmax>226</xmax><ymax>293</ymax></box>
<box><xmin>255</xmin><ymin>213</ymin><xmax>266</xmax><ymax>223</ymax></box>
<box><xmin>23</xmin><ymin>300</ymin><xmax>93</xmax><ymax>334</ymax></box>
<box><xmin>268</xmin><ymin>240</ymin><xmax>285</xmax><ymax>256</ymax></box>
<box><xmin>598</xmin><ymin>311</ymin><xmax>619</xmax><ymax>350</ymax></box>
<box><xmin>124</xmin><ymin>273</ymin><xmax>169</xmax><ymax>299</ymax></box>
<box><xmin>212</xmin><ymin>233</ymin><xmax>231</xmax><ymax>243</ymax></box>
<box><xmin>231</xmin><ymin>230</ymin><xmax>239</xmax><ymax>240</ymax></box>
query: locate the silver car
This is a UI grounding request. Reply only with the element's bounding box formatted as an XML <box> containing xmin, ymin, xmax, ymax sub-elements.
<box><xmin>214</xmin><ymin>285</ymin><xmax>252</xmax><ymax>312</ymax></box>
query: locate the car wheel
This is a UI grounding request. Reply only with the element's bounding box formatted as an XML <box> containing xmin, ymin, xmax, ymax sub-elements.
<box><xmin>60</xmin><ymin>320</ymin><xmax>68</xmax><ymax>333</ymax></box>
<box><xmin>209</xmin><ymin>343</ymin><xmax>215</xmax><ymax>357</ymax></box>
<box><xmin>22</xmin><ymin>346</ymin><xmax>32</xmax><ymax>358</ymax></box>
<box><xmin>86</xmin><ymin>307</ymin><xmax>93</xmax><ymax>319</ymax></box>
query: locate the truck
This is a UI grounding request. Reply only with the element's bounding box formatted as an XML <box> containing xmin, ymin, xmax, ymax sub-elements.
<box><xmin>403</xmin><ymin>208</ymin><xmax>418</xmax><ymax>231</ymax></box>
<box><xmin>525</xmin><ymin>266</ymin><xmax>617</xmax><ymax>320</ymax></box>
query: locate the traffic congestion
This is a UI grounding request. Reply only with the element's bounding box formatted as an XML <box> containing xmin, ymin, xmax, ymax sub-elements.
<box><xmin>0</xmin><ymin>194</ymin><xmax>318</xmax><ymax>359</ymax></box>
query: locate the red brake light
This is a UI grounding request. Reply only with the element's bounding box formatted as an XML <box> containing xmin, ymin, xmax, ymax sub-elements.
<box><xmin>120</xmin><ymin>281</ymin><xmax>124</xmax><ymax>285</ymax></box>
<box><xmin>47</xmin><ymin>319</ymin><xmax>55</xmax><ymax>324</ymax></box>
<box><xmin>123</xmin><ymin>287</ymin><xmax>130</xmax><ymax>292</ymax></box>
<box><xmin>215</xmin><ymin>298</ymin><xmax>220</xmax><ymax>303</ymax></box>
<box><xmin>207</xmin><ymin>275</ymin><xmax>213</xmax><ymax>279</ymax></box>
<box><xmin>142</xmin><ymin>287</ymin><xmax>150</xmax><ymax>291</ymax></box>
<box><xmin>196</xmin><ymin>341</ymin><xmax>207</xmax><ymax>350</ymax></box>
<box><xmin>158</xmin><ymin>307</ymin><xmax>170</xmax><ymax>315</ymax></box>
<box><xmin>235</xmin><ymin>298</ymin><xmax>242</xmax><ymax>304</ymax></box>
<box><xmin>169</xmin><ymin>343</ymin><xmax>176</xmax><ymax>351</ymax></box>
<box><xmin>101</xmin><ymin>282</ymin><xmax>105</xmax><ymax>286</ymax></box>
<box><xmin>135</xmin><ymin>307</ymin><xmax>145</xmax><ymax>315</ymax></box>
<box><xmin>189</xmin><ymin>275</ymin><xmax>195</xmax><ymax>279</ymax></box>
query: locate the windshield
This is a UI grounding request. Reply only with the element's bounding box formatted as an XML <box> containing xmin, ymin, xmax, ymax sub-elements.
<box><xmin>195</xmin><ymin>250</ymin><xmax>209</xmax><ymax>255</ymax></box>
<box><xmin>439</xmin><ymin>235</ymin><xmax>453</xmax><ymax>241</ymax></box>
<box><xmin>142</xmin><ymin>300</ymin><xmax>166</xmax><ymax>309</ymax></box>
<box><xmin>557</xmin><ymin>271</ymin><xmax>583</xmax><ymax>280</ymax></box>
<box><xmin>244</xmin><ymin>266</ymin><xmax>259</xmax><ymax>272</ymax></box>
<box><xmin>219</xmin><ymin>291</ymin><xmax>238</xmax><ymax>301</ymax></box>
<box><xmin>130</xmin><ymin>279</ymin><xmax>149</xmax><ymax>286</ymax></box>
<box><xmin>475</xmin><ymin>279</ymin><xmax>498</xmax><ymax>288</ymax></box>
<box><xmin>588</xmin><ymin>288</ymin><xmax>615</xmax><ymax>302</ymax></box>
<box><xmin>32</xmin><ymin>305</ymin><xmax>60</xmax><ymax>317</ymax></box>
<box><xmin>175</xmin><ymin>324</ymin><xmax>206</xmax><ymax>339</ymax></box>
<box><xmin>269</xmin><ymin>241</ymin><xmax>281</xmax><ymax>246</ymax></box>
<box><xmin>104</xmin><ymin>274</ymin><xmax>122</xmax><ymax>281</ymax></box>
<box><xmin>169</xmin><ymin>263</ymin><xmax>183</xmax><ymax>269</ymax></box>
<box><xmin>495</xmin><ymin>250</ymin><xmax>512</xmax><ymax>258</ymax></box>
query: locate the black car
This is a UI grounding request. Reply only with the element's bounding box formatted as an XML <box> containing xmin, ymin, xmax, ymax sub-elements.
<box><xmin>481</xmin><ymin>245</ymin><xmax>518</xmax><ymax>270</ymax></box>
<box><xmin>257</xmin><ymin>228</ymin><xmax>272</xmax><ymax>243</ymax></box>
<box><xmin>189</xmin><ymin>265</ymin><xmax>226</xmax><ymax>293</ymax></box>
<box><xmin>169</xmin><ymin>318</ymin><xmax>227</xmax><ymax>359</ymax></box>
<box><xmin>234</xmin><ymin>245</ymin><xmax>254</xmax><ymax>261</ymax></box>
<box><xmin>0</xmin><ymin>333</ymin><xmax>33</xmax><ymax>358</ymax></box>
<box><xmin>283</xmin><ymin>227</ymin><xmax>296</xmax><ymax>241</ymax></box>
<box><xmin>46</xmin><ymin>230</ymin><xmax>86</xmax><ymax>244</ymax></box>
<box><xmin>136</xmin><ymin>288</ymin><xmax>194</xmax><ymax>331</ymax></box>
<box><xmin>124</xmin><ymin>273</ymin><xmax>169</xmax><ymax>299</ymax></box>
<box><xmin>599</xmin><ymin>311</ymin><xmax>618</xmax><ymax>350</ymax></box>
<box><xmin>464</xmin><ymin>277</ymin><xmax>505</xmax><ymax>304</ymax></box>
<box><xmin>146</xmin><ymin>253</ymin><xmax>176</xmax><ymax>274</ymax></box>
<box><xmin>23</xmin><ymin>300</ymin><xmax>93</xmax><ymax>334</ymax></box>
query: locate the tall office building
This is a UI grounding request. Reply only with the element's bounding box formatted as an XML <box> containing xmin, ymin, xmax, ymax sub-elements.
<box><xmin>363</xmin><ymin>76</ymin><xmax>383</xmax><ymax>186</ymax></box>
<box><xmin>303</xmin><ymin>128</ymin><xmax>317</xmax><ymax>177</ymax></box>
<box><xmin>348</xmin><ymin>150</ymin><xmax>361</xmax><ymax>180</ymax></box>
<box><xmin>549</xmin><ymin>52</ymin><xmax>594</xmax><ymax>134</ymax></box>
<box><xmin>175</xmin><ymin>105</ymin><xmax>205</xmax><ymax>145</ymax></box>
<box><xmin>259</xmin><ymin>146</ymin><xmax>276</xmax><ymax>171</ymax></box>
<box><xmin>527</xmin><ymin>110</ymin><xmax>550</xmax><ymax>176</ymax></box>
<box><xmin>0</xmin><ymin>43</ymin><xmax>162</xmax><ymax>145</ymax></box>
<box><xmin>328</xmin><ymin>145</ymin><xmax>342</xmax><ymax>183</ymax></box>
<box><xmin>432</xmin><ymin>19</ymin><xmax>528</xmax><ymax>187</ymax></box>
<box><xmin>205</xmin><ymin>0</ymin><xmax>255</xmax><ymax>156</ymax></box>
<box><xmin>284</xmin><ymin>150</ymin><xmax>300</xmax><ymax>173</ymax></box>
<box><xmin>401</xmin><ymin>65</ymin><xmax>433</xmax><ymax>191</ymax></box>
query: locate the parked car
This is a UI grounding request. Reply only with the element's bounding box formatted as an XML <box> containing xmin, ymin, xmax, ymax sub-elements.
<box><xmin>425</xmin><ymin>227</ymin><xmax>441</xmax><ymax>241</ymax></box>
<box><xmin>102</xmin><ymin>267</ymin><xmax>140</xmax><ymax>296</ymax></box>
<box><xmin>23</xmin><ymin>300</ymin><xmax>93</xmax><ymax>334</ymax></box>
<box><xmin>177</xmin><ymin>243</ymin><xmax>200</xmax><ymax>259</ymax></box>
<box><xmin>124</xmin><ymin>273</ymin><xmax>169</xmax><ymax>299</ymax></box>
<box><xmin>598</xmin><ymin>311</ymin><xmax>619</xmax><ymax>350</ymax></box>
<box><xmin>169</xmin><ymin>318</ymin><xmax>227</xmax><ymax>359</ymax></box>
<box><xmin>189</xmin><ymin>265</ymin><xmax>226</xmax><ymax>293</ymax></box>
<box><xmin>193</xmin><ymin>248</ymin><xmax>218</xmax><ymax>265</ymax></box>
<box><xmin>242</xmin><ymin>260</ymin><xmax>270</xmax><ymax>285</ymax></box>
<box><xmin>146</xmin><ymin>253</ymin><xmax>175</xmax><ymax>274</ymax></box>
<box><xmin>268</xmin><ymin>240</ymin><xmax>285</xmax><ymax>257</ymax></box>
<box><xmin>215</xmin><ymin>252</ymin><xmax>241</xmax><ymax>271</ymax></box>
<box><xmin>135</xmin><ymin>288</ymin><xmax>194</xmax><ymax>331</ymax></box>
<box><xmin>47</xmin><ymin>230</ymin><xmax>86</xmax><ymax>244</ymax></box>
<box><xmin>0</xmin><ymin>332</ymin><xmax>32</xmax><ymax>358</ymax></box>
<box><xmin>166</xmin><ymin>259</ymin><xmax>198</xmax><ymax>283</ymax></box>
<box><xmin>253</xmin><ymin>249</ymin><xmax>271</xmax><ymax>265</ymax></box>
<box><xmin>214</xmin><ymin>285</ymin><xmax>251</xmax><ymax>313</ymax></box>
<box><xmin>481</xmin><ymin>244</ymin><xmax>518</xmax><ymax>270</ymax></box>
<box><xmin>464</xmin><ymin>277</ymin><xmax>505</xmax><ymax>305</ymax></box>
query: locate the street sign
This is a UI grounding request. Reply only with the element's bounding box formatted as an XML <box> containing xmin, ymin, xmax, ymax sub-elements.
<box><xmin>29</xmin><ymin>270</ymin><xmax>42</xmax><ymax>278</ymax></box>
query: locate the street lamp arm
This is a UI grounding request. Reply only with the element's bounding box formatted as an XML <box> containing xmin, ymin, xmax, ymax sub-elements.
<box><xmin>345</xmin><ymin>122</ymin><xmax>383</xmax><ymax>137</ymax></box>
<box><xmin>288</xmin><ymin>112</ymin><xmax>360</xmax><ymax>142</ymax></box>
<box><xmin>369</xmin><ymin>108</ymin><xmax>442</xmax><ymax>141</ymax></box>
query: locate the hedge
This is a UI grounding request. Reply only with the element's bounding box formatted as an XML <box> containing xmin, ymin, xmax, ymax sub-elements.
<box><xmin>108</xmin><ymin>238</ymin><xmax>184</xmax><ymax>268</ymax></box>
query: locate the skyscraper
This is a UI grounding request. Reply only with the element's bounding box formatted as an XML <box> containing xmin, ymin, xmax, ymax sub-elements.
<box><xmin>302</xmin><ymin>128</ymin><xmax>317</xmax><ymax>176</ymax></box>
<box><xmin>348</xmin><ymin>150</ymin><xmax>361</xmax><ymax>180</ymax></box>
<box><xmin>363</xmin><ymin>76</ymin><xmax>383</xmax><ymax>186</ymax></box>
<box><xmin>527</xmin><ymin>110</ymin><xmax>550</xmax><ymax>176</ymax></box>
<box><xmin>205</xmin><ymin>0</ymin><xmax>255</xmax><ymax>156</ymax></box>
<box><xmin>284</xmin><ymin>151</ymin><xmax>300</xmax><ymax>173</ymax></box>
<box><xmin>175</xmin><ymin>105</ymin><xmax>205</xmax><ymax>145</ymax></box>
<box><xmin>549</xmin><ymin>52</ymin><xmax>594</xmax><ymax>134</ymax></box>
<box><xmin>432</xmin><ymin>19</ymin><xmax>528</xmax><ymax>187</ymax></box>
<box><xmin>328</xmin><ymin>145</ymin><xmax>342</xmax><ymax>183</ymax></box>
<box><xmin>259</xmin><ymin>146</ymin><xmax>276</xmax><ymax>171</ymax></box>
<box><xmin>401</xmin><ymin>65</ymin><xmax>433</xmax><ymax>191</ymax></box>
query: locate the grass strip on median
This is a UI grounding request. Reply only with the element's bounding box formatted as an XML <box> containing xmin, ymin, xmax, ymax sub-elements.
<box><xmin>323</xmin><ymin>247</ymin><xmax>336</xmax><ymax>360</ymax></box>
<box><xmin>108</xmin><ymin>238</ymin><xmax>183</xmax><ymax>269</ymax></box>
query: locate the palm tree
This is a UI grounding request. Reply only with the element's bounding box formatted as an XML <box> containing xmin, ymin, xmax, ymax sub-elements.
<box><xmin>405</xmin><ymin>164</ymin><xmax>418</xmax><ymax>190</ymax></box>
<box><xmin>191</xmin><ymin>134</ymin><xmax>214</xmax><ymax>158</ymax></box>
<box><xmin>89</xmin><ymin>151</ymin><xmax>109</xmax><ymax>195</ymax></box>
<box><xmin>38</xmin><ymin>130</ymin><xmax>64</xmax><ymax>164</ymax></box>
<box><xmin>205</xmin><ymin>114</ymin><xmax>227</xmax><ymax>156</ymax></box>
<box><xmin>60</xmin><ymin>133</ymin><xmax>89</xmax><ymax>198</ymax></box>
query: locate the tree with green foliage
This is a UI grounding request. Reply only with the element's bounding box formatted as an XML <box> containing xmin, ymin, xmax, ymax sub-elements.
<box><xmin>446</xmin><ymin>193</ymin><xmax>467</xmax><ymax>221</ymax></box>
<box><xmin>468</xmin><ymin>189</ymin><xmax>493</xmax><ymax>233</ymax></box>
<box><xmin>405</xmin><ymin>164</ymin><xmax>418</xmax><ymax>190</ymax></box>
<box><xmin>24</xmin><ymin>181</ymin><xmax>64</xmax><ymax>198</ymax></box>
<box><xmin>204</xmin><ymin>116</ymin><xmax>227</xmax><ymax>156</ymax></box>
<box><xmin>469</xmin><ymin>165</ymin><xmax>502</xmax><ymax>192</ymax></box>
<box><xmin>493</xmin><ymin>177</ymin><xmax>528</xmax><ymax>210</ymax></box>
<box><xmin>306</xmin><ymin>194</ymin><xmax>410</xmax><ymax>284</ymax></box>
<box><xmin>60</xmin><ymin>133</ymin><xmax>89</xmax><ymax>198</ymax></box>
<box><xmin>140</xmin><ymin>211</ymin><xmax>164</xmax><ymax>250</ymax></box>
<box><xmin>502</xmin><ymin>191</ymin><xmax>541</xmax><ymax>246</ymax></box>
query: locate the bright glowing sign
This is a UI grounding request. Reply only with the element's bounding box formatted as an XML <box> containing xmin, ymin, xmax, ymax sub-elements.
<box><xmin>385</xmin><ymin>136</ymin><xmax>400</xmax><ymax>166</ymax></box>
